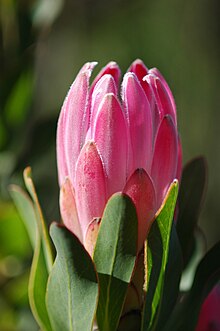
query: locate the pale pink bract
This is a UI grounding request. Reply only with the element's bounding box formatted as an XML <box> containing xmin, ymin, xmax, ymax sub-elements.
<box><xmin>57</xmin><ymin>59</ymin><xmax>182</xmax><ymax>253</ymax></box>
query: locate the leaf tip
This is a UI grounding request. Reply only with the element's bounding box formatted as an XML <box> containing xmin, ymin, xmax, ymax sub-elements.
<box><xmin>24</xmin><ymin>166</ymin><xmax>32</xmax><ymax>179</ymax></box>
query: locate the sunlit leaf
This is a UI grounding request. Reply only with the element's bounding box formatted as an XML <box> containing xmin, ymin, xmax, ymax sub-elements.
<box><xmin>93</xmin><ymin>193</ymin><xmax>138</xmax><ymax>331</ymax></box>
<box><xmin>9</xmin><ymin>185</ymin><xmax>37</xmax><ymax>248</ymax></box>
<box><xmin>141</xmin><ymin>180</ymin><xmax>179</xmax><ymax>331</ymax></box>
<box><xmin>23</xmin><ymin>167</ymin><xmax>54</xmax><ymax>272</ymax></box>
<box><xmin>46</xmin><ymin>223</ymin><xmax>98</xmax><ymax>331</ymax></box>
<box><xmin>0</xmin><ymin>201</ymin><xmax>31</xmax><ymax>258</ymax></box>
<box><xmin>154</xmin><ymin>223</ymin><xmax>182</xmax><ymax>330</ymax></box>
<box><xmin>9</xmin><ymin>183</ymin><xmax>52</xmax><ymax>331</ymax></box>
<box><xmin>29</xmin><ymin>230</ymin><xmax>53</xmax><ymax>331</ymax></box>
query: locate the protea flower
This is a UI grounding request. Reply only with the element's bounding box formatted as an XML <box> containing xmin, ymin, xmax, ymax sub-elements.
<box><xmin>57</xmin><ymin>59</ymin><xmax>182</xmax><ymax>253</ymax></box>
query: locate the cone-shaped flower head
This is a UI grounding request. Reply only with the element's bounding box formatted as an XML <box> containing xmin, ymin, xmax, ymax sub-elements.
<box><xmin>57</xmin><ymin>59</ymin><xmax>182</xmax><ymax>252</ymax></box>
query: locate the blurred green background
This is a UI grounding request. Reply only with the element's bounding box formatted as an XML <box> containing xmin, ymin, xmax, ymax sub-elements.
<box><xmin>0</xmin><ymin>0</ymin><xmax>219</xmax><ymax>329</ymax></box>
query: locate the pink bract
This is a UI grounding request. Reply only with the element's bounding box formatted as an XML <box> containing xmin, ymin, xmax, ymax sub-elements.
<box><xmin>57</xmin><ymin>59</ymin><xmax>182</xmax><ymax>253</ymax></box>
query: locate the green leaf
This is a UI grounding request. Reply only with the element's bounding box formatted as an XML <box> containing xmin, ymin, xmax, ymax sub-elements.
<box><xmin>176</xmin><ymin>157</ymin><xmax>207</xmax><ymax>267</ymax></box>
<box><xmin>29</xmin><ymin>233</ymin><xmax>53</xmax><ymax>331</ymax></box>
<box><xmin>154</xmin><ymin>223</ymin><xmax>182</xmax><ymax>330</ymax></box>
<box><xmin>23</xmin><ymin>167</ymin><xmax>54</xmax><ymax>272</ymax></box>
<box><xmin>46</xmin><ymin>223</ymin><xmax>98</xmax><ymax>331</ymax></box>
<box><xmin>0</xmin><ymin>201</ymin><xmax>31</xmax><ymax>258</ymax></box>
<box><xmin>180</xmin><ymin>228</ymin><xmax>205</xmax><ymax>292</ymax></box>
<box><xmin>163</xmin><ymin>241</ymin><xmax>220</xmax><ymax>331</ymax></box>
<box><xmin>141</xmin><ymin>180</ymin><xmax>179</xmax><ymax>331</ymax></box>
<box><xmin>9</xmin><ymin>185</ymin><xmax>37</xmax><ymax>248</ymax></box>
<box><xmin>93</xmin><ymin>193</ymin><xmax>138</xmax><ymax>331</ymax></box>
<box><xmin>9</xmin><ymin>184</ymin><xmax>52</xmax><ymax>331</ymax></box>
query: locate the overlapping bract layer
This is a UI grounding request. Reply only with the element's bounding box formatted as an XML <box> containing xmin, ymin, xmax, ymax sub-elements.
<box><xmin>57</xmin><ymin>59</ymin><xmax>182</xmax><ymax>252</ymax></box>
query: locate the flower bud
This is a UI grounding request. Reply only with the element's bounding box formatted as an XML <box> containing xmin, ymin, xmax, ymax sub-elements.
<box><xmin>57</xmin><ymin>59</ymin><xmax>181</xmax><ymax>253</ymax></box>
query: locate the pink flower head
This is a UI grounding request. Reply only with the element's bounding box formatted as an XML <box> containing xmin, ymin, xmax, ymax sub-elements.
<box><xmin>196</xmin><ymin>285</ymin><xmax>220</xmax><ymax>331</ymax></box>
<box><xmin>57</xmin><ymin>59</ymin><xmax>182</xmax><ymax>253</ymax></box>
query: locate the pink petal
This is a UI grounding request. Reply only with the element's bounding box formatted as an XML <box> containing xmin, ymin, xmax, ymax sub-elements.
<box><xmin>75</xmin><ymin>141</ymin><xmax>107</xmax><ymax>238</ymax></box>
<box><xmin>142</xmin><ymin>78</ymin><xmax>156</xmax><ymax>110</ymax></box>
<box><xmin>89</xmin><ymin>74</ymin><xmax>117</xmax><ymax>137</ymax></box>
<box><xmin>93</xmin><ymin>93</ymin><xmax>128</xmax><ymax>196</ymax></box>
<box><xmin>149</xmin><ymin>67</ymin><xmax>177</xmax><ymax>124</ymax></box>
<box><xmin>128</xmin><ymin>60</ymin><xmax>156</xmax><ymax>122</ymax></box>
<box><xmin>123</xmin><ymin>169</ymin><xmax>156</xmax><ymax>252</ymax></box>
<box><xmin>56</xmin><ymin>109</ymin><xmax>68</xmax><ymax>186</ymax></box>
<box><xmin>152</xmin><ymin>75</ymin><xmax>177</xmax><ymax>125</ymax></box>
<box><xmin>143</xmin><ymin>74</ymin><xmax>163</xmax><ymax>133</ymax></box>
<box><xmin>151</xmin><ymin>115</ymin><xmax>178</xmax><ymax>209</ymax></box>
<box><xmin>58</xmin><ymin>62</ymin><xmax>97</xmax><ymax>185</ymax></box>
<box><xmin>90</xmin><ymin>61</ymin><xmax>121</xmax><ymax>95</ymax></box>
<box><xmin>59</xmin><ymin>177</ymin><xmax>83</xmax><ymax>242</ymax></box>
<box><xmin>129</xmin><ymin>60</ymin><xmax>160</xmax><ymax>108</ymax></box>
<box><xmin>122</xmin><ymin>73</ymin><xmax>153</xmax><ymax>174</ymax></box>
<box><xmin>128</xmin><ymin>59</ymin><xmax>148</xmax><ymax>79</ymax></box>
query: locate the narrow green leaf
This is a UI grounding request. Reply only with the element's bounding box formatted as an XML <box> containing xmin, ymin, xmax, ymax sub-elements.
<box><xmin>93</xmin><ymin>193</ymin><xmax>138</xmax><ymax>331</ymax></box>
<box><xmin>46</xmin><ymin>223</ymin><xmax>99</xmax><ymax>331</ymax></box>
<box><xmin>23</xmin><ymin>167</ymin><xmax>54</xmax><ymax>272</ymax></box>
<box><xmin>29</xmin><ymin>232</ymin><xmax>53</xmax><ymax>331</ymax></box>
<box><xmin>176</xmin><ymin>157</ymin><xmax>207</xmax><ymax>267</ymax></box>
<box><xmin>141</xmin><ymin>181</ymin><xmax>179</xmax><ymax>331</ymax></box>
<box><xmin>163</xmin><ymin>241</ymin><xmax>220</xmax><ymax>331</ymax></box>
<box><xmin>154</xmin><ymin>224</ymin><xmax>182</xmax><ymax>330</ymax></box>
<box><xmin>0</xmin><ymin>200</ymin><xmax>32</xmax><ymax>258</ymax></box>
<box><xmin>9</xmin><ymin>185</ymin><xmax>37</xmax><ymax>248</ymax></box>
<box><xmin>9</xmin><ymin>184</ymin><xmax>52</xmax><ymax>331</ymax></box>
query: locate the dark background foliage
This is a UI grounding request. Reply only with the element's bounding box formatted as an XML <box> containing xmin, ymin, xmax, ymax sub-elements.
<box><xmin>0</xmin><ymin>0</ymin><xmax>219</xmax><ymax>329</ymax></box>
